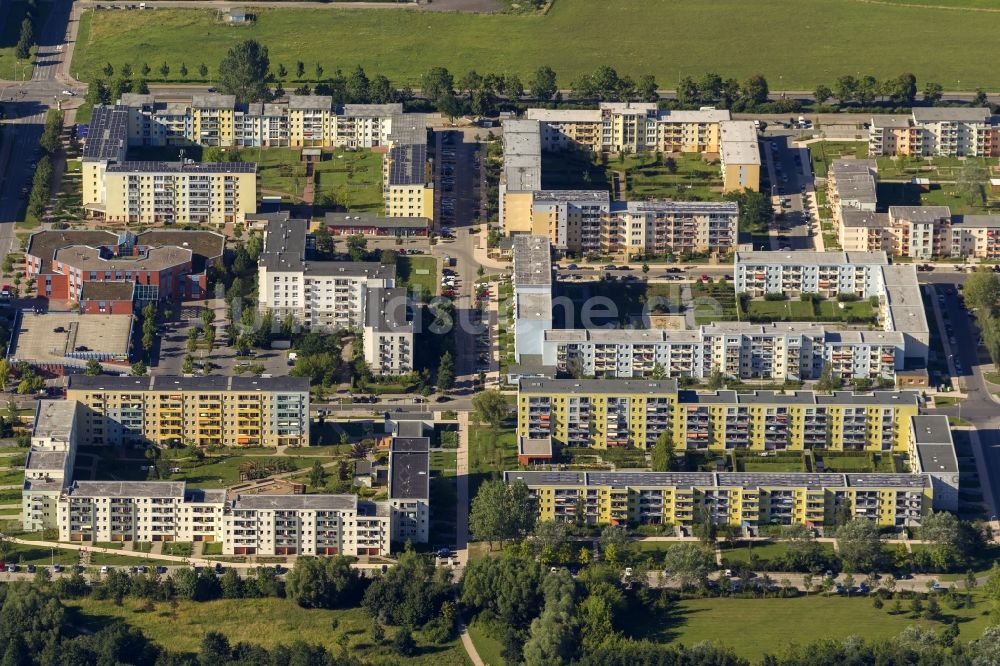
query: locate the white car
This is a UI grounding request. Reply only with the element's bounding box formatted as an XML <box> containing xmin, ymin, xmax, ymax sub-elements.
<box><xmin>62</xmin><ymin>90</ymin><xmax>75</xmax><ymax>96</ymax></box>
<box><xmin>100</xmin><ymin>566</ymin><xmax>109</xmax><ymax>574</ymax></box>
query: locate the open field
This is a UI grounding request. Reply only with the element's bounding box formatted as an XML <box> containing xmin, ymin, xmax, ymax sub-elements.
<box><xmin>808</xmin><ymin>141</ymin><xmax>869</xmax><ymax>179</ymax></box>
<box><xmin>396</xmin><ymin>255</ymin><xmax>438</xmax><ymax>298</ymax></box>
<box><xmin>71</xmin><ymin>1</ymin><xmax>1000</xmax><ymax>88</ymax></box>
<box><xmin>627</xmin><ymin>594</ymin><xmax>991</xmax><ymax>660</ymax></box>
<box><xmin>64</xmin><ymin>597</ymin><xmax>471</xmax><ymax>663</ymax></box>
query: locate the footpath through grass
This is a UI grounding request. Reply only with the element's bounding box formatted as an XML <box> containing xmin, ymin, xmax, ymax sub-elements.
<box><xmin>71</xmin><ymin>1</ymin><xmax>1000</xmax><ymax>88</ymax></box>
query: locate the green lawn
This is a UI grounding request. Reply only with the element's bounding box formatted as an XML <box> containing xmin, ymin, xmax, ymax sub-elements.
<box><xmin>747</xmin><ymin>299</ymin><xmax>815</xmax><ymax>320</ymax></box>
<box><xmin>739</xmin><ymin>460</ymin><xmax>805</xmax><ymax>473</ymax></box>
<box><xmin>314</xmin><ymin>149</ymin><xmax>385</xmax><ymax>213</ymax></box>
<box><xmin>638</xmin><ymin>595</ymin><xmax>991</xmax><ymax>659</ymax></box>
<box><xmin>808</xmin><ymin>141</ymin><xmax>869</xmax><ymax>179</ymax></box>
<box><xmin>202</xmin><ymin>542</ymin><xmax>223</xmax><ymax>556</ymax></box>
<box><xmin>65</xmin><ymin>597</ymin><xmax>471</xmax><ymax>663</ymax></box>
<box><xmin>468</xmin><ymin>426</ymin><xmax>517</xmax><ymax>497</ymax></box>
<box><xmin>467</xmin><ymin>619</ymin><xmax>505</xmax><ymax>666</ymax></box>
<box><xmin>3</xmin><ymin>542</ymin><xmax>81</xmax><ymax>566</ymax></box>
<box><xmin>396</xmin><ymin>255</ymin><xmax>438</xmax><ymax>299</ymax></box>
<box><xmin>818</xmin><ymin>453</ymin><xmax>895</xmax><ymax>473</ymax></box>
<box><xmin>71</xmin><ymin>1</ymin><xmax>1000</xmax><ymax>88</ymax></box>
<box><xmin>718</xmin><ymin>540</ymin><xmax>836</xmax><ymax>564</ymax></box>
<box><xmin>744</xmin><ymin>297</ymin><xmax>877</xmax><ymax>324</ymax></box>
<box><xmin>161</xmin><ymin>542</ymin><xmax>193</xmax><ymax>558</ymax></box>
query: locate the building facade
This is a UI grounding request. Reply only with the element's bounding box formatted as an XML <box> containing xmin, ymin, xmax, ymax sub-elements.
<box><xmin>505</xmin><ymin>470</ymin><xmax>931</xmax><ymax>529</ymax></box>
<box><xmin>517</xmin><ymin>379</ymin><xmax>920</xmax><ymax>453</ymax></box>
<box><xmin>65</xmin><ymin>375</ymin><xmax>310</xmax><ymax>448</ymax></box>
<box><xmin>869</xmin><ymin>109</ymin><xmax>999</xmax><ymax>157</ymax></box>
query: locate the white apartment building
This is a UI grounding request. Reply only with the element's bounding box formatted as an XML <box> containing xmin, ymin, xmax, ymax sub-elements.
<box><xmin>827</xmin><ymin>159</ymin><xmax>878</xmax><ymax>225</ymax></box>
<box><xmin>734</xmin><ymin>250</ymin><xmax>888</xmax><ymax>297</ymax></box>
<box><xmin>606</xmin><ymin>200</ymin><xmax>739</xmax><ymax>256</ymax></box>
<box><xmin>840</xmin><ymin>206</ymin><xmax>1000</xmax><ymax>260</ymax></box>
<box><xmin>363</xmin><ymin>287</ymin><xmax>414</xmax><ymax>375</ymax></box>
<box><xmin>22</xmin><ymin>401</ymin><xmax>80</xmax><ymax>532</ymax></box>
<box><xmin>869</xmin><ymin>108</ymin><xmax>999</xmax><ymax>158</ymax></box>
<box><xmin>256</xmin><ymin>215</ymin><xmax>412</xmax><ymax>371</ymax></box>
<box><xmin>387</xmin><ymin>436</ymin><xmax>430</xmax><ymax>544</ymax></box>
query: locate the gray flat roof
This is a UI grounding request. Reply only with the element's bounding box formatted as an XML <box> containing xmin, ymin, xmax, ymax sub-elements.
<box><xmin>519</xmin><ymin>378</ymin><xmax>680</xmax><ymax>395</ymax></box>
<box><xmin>26</xmin><ymin>449</ymin><xmax>70</xmax><ymax>471</ymax></box>
<box><xmin>518</xmin><ymin>437</ymin><xmax>553</xmax><ymax>456</ymax></box>
<box><xmin>67</xmin><ymin>374</ymin><xmax>310</xmax><ymax>393</ymax></box>
<box><xmin>324</xmin><ymin>212</ymin><xmax>429</xmax><ymax>229</ymax></box>
<box><xmin>389</xmin><ymin>441</ymin><xmax>429</xmax><ymax>500</ymax></box>
<box><xmin>502</xmin><ymin>119</ymin><xmax>542</xmax><ymax>193</ymax></box>
<box><xmin>912</xmin><ymin>107</ymin><xmax>991</xmax><ymax>123</ymax></box>
<box><xmin>68</xmin><ymin>481</ymin><xmax>186</xmax><ymax>498</ymax></box>
<box><xmin>735</xmin><ymin>250</ymin><xmax>887</xmax><ymax>265</ymax></box>
<box><xmin>10</xmin><ymin>312</ymin><xmax>133</xmax><ymax>365</ymax></box>
<box><xmin>231</xmin><ymin>493</ymin><xmax>358</xmax><ymax>511</ymax></box>
<box><xmin>841</xmin><ymin>209</ymin><xmax>890</xmax><ymax>228</ymax></box>
<box><xmin>889</xmin><ymin>206</ymin><xmax>951</xmax><ymax>223</ymax></box>
<box><xmin>79</xmin><ymin>281</ymin><xmax>136</xmax><ymax>302</ymax></box>
<box><xmin>914</xmin><ymin>444</ymin><xmax>958</xmax><ymax>474</ymax></box>
<box><xmin>106</xmin><ymin>161</ymin><xmax>256</xmax><ymax>174</ymax></box>
<box><xmin>32</xmin><ymin>400</ymin><xmax>78</xmax><ymax>441</ymax></box>
<box><xmin>365</xmin><ymin>287</ymin><xmax>412</xmax><ymax>333</ymax></box>
<box><xmin>911</xmin><ymin>415</ymin><xmax>952</xmax><ymax>445</ymax></box>
<box><xmin>504</xmin><ymin>470</ymin><xmax>928</xmax><ymax>489</ymax></box>
<box><xmin>627</xmin><ymin>200</ymin><xmax>739</xmax><ymax>216</ymax></box>
<box><xmin>512</xmin><ymin>235</ymin><xmax>552</xmax><ymax>286</ymax></box>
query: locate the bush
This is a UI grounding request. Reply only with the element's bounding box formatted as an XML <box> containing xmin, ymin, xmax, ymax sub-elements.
<box><xmin>763</xmin><ymin>292</ymin><xmax>787</xmax><ymax>301</ymax></box>
<box><xmin>836</xmin><ymin>293</ymin><xmax>860</xmax><ymax>302</ymax></box>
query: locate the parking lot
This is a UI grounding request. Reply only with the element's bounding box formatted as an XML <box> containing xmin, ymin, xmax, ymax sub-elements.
<box><xmin>434</xmin><ymin>130</ymin><xmax>480</xmax><ymax>231</ymax></box>
<box><xmin>152</xmin><ymin>299</ymin><xmax>292</xmax><ymax>378</ymax></box>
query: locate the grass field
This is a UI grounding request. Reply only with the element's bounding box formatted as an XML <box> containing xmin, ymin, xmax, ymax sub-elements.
<box><xmin>809</xmin><ymin>141</ymin><xmax>870</xmax><ymax>179</ymax></box>
<box><xmin>64</xmin><ymin>597</ymin><xmax>471</xmax><ymax>663</ymax></box>
<box><xmin>626</xmin><ymin>594</ymin><xmax>991</xmax><ymax>660</ymax></box>
<box><xmin>71</xmin><ymin>1</ymin><xmax>1000</xmax><ymax>88</ymax></box>
<box><xmin>468</xmin><ymin>425</ymin><xmax>517</xmax><ymax>497</ymax></box>
<box><xmin>718</xmin><ymin>540</ymin><xmax>836</xmax><ymax>564</ymax></box>
<box><xmin>396</xmin><ymin>255</ymin><xmax>438</xmax><ymax>298</ymax></box>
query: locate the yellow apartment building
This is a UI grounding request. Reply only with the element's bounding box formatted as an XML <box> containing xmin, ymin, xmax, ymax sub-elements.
<box><xmin>504</xmin><ymin>470</ymin><xmax>931</xmax><ymax>528</ymax></box>
<box><xmin>518</xmin><ymin>379</ymin><xmax>920</xmax><ymax>453</ymax></box>
<box><xmin>66</xmin><ymin>375</ymin><xmax>310</xmax><ymax>448</ymax></box>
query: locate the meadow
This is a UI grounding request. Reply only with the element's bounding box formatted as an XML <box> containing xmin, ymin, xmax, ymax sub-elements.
<box><xmin>71</xmin><ymin>0</ymin><xmax>1000</xmax><ymax>88</ymax></box>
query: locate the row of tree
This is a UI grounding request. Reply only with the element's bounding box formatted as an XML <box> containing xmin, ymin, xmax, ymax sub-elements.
<box><xmin>812</xmin><ymin>72</ymin><xmax>989</xmax><ymax>108</ymax></box>
<box><xmin>13</xmin><ymin>0</ymin><xmax>40</xmax><ymax>60</ymax></box>
<box><xmin>25</xmin><ymin>110</ymin><xmax>63</xmax><ymax>221</ymax></box>
<box><xmin>963</xmin><ymin>269</ymin><xmax>1000</xmax><ymax>368</ymax></box>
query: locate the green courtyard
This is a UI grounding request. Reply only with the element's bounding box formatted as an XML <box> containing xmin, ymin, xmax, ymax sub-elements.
<box><xmin>744</xmin><ymin>296</ymin><xmax>878</xmax><ymax>324</ymax></box>
<box><xmin>71</xmin><ymin>1</ymin><xmax>1000</xmax><ymax>88</ymax></box>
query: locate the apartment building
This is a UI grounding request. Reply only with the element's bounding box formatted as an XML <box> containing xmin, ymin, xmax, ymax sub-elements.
<box><xmin>502</xmin><ymin>108</ymin><xmax>759</xmax><ymax>238</ymax></box>
<box><xmin>840</xmin><ymin>206</ymin><xmax>1000</xmax><ymax>260</ymax></box>
<box><xmin>383</xmin><ymin>141</ymin><xmax>434</xmax><ymax>220</ymax></box>
<box><xmin>55</xmin><ymin>482</ymin><xmax>392</xmax><ymax>555</ymax></box>
<box><xmin>387</xmin><ymin>436</ymin><xmax>430</xmax><ymax>544</ymax></box>
<box><xmin>504</xmin><ymin>470</ymin><xmax>931</xmax><ymax>528</ymax></box>
<box><xmin>908</xmin><ymin>415</ymin><xmax>959</xmax><ymax>512</ymax></box>
<box><xmin>719</xmin><ymin>120</ymin><xmax>761</xmax><ymax>192</ymax></box>
<box><xmin>511</xmin><ymin>240</ymin><xmax>925</xmax><ymax>383</ymax></box>
<box><xmin>827</xmin><ymin>159</ymin><xmax>878</xmax><ymax>226</ymax></box>
<box><xmin>603</xmin><ymin>200</ymin><xmax>739</xmax><ymax>256</ymax></box>
<box><xmin>256</xmin><ymin>215</ymin><xmax>412</xmax><ymax>370</ymax></box>
<box><xmin>22</xmin><ymin>401</ymin><xmax>80</xmax><ymax>532</ymax></box>
<box><xmin>25</xmin><ymin>229</ymin><xmax>224</xmax><ymax>304</ymax></box>
<box><xmin>362</xmin><ymin>287</ymin><xmax>414</xmax><ymax>375</ymax></box>
<box><xmin>869</xmin><ymin>108</ymin><xmax>999</xmax><ymax>157</ymax></box>
<box><xmin>517</xmin><ymin>378</ymin><xmax>919</xmax><ymax>453</ymax></box>
<box><xmin>65</xmin><ymin>375</ymin><xmax>310</xmax><ymax>448</ymax></box>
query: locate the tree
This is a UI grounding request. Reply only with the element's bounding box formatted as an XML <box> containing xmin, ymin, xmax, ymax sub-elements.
<box><xmin>470</xmin><ymin>88</ymin><xmax>497</xmax><ymax>117</ymax></box>
<box><xmin>522</xmin><ymin>570</ymin><xmax>578</xmax><ymax>666</ymax></box>
<box><xmin>834</xmin><ymin>75</ymin><xmax>859</xmax><ymax>104</ymax></box>
<box><xmin>740</xmin><ymin>74</ymin><xmax>769</xmax><ymax>107</ymax></box>
<box><xmin>198</xmin><ymin>62</ymin><xmax>209</xmax><ymax>78</ymax></box>
<box><xmin>135</xmin><ymin>79</ymin><xmax>150</xmax><ymax>95</ymax></box>
<box><xmin>436</xmin><ymin>351</ymin><xmax>455</xmax><ymax>391</ymax></box>
<box><xmin>15</xmin><ymin>18</ymin><xmax>33</xmax><ymax>60</ymax></box>
<box><xmin>346</xmin><ymin>65</ymin><xmax>370</xmax><ymax>103</ymax></box>
<box><xmin>345</xmin><ymin>234</ymin><xmax>367</xmax><ymax>261</ymax></box>
<box><xmin>815</xmin><ymin>362</ymin><xmax>843</xmax><ymax>393</ymax></box>
<box><xmin>503</xmin><ymin>74</ymin><xmax>524</xmax><ymax>100</ymax></box>
<box><xmin>217</xmin><ymin>39</ymin><xmax>272</xmax><ymax>103</ymax></box>
<box><xmin>638</xmin><ymin>74</ymin><xmax>658</xmax><ymax>102</ymax></box>
<box><xmin>530</xmin><ymin>65</ymin><xmax>558</xmax><ymax>100</ymax></box>
<box><xmin>459</xmin><ymin>70</ymin><xmax>483</xmax><ymax>96</ymax></box>
<box><xmin>650</xmin><ymin>431</ymin><xmax>675</xmax><ymax>472</ymax></box>
<box><xmin>472</xmin><ymin>389</ymin><xmax>508</xmax><ymax>428</ymax></box>
<box><xmin>362</xmin><ymin>547</ymin><xmax>451</xmax><ymax>627</ymax></box>
<box><xmin>469</xmin><ymin>479</ymin><xmax>536</xmax><ymax>549</ymax></box>
<box><xmin>103</xmin><ymin>62</ymin><xmax>115</xmax><ymax>77</ymax></box>
<box><xmin>923</xmin><ymin>81</ymin><xmax>944</xmax><ymax>105</ymax></box>
<box><xmin>813</xmin><ymin>84</ymin><xmax>833</xmax><ymax>105</ymax></box>
<box><xmin>963</xmin><ymin>269</ymin><xmax>1000</xmax><ymax>314</ymax></box>
<box><xmin>707</xmin><ymin>368</ymin><xmax>725</xmax><ymax>390</ymax></box>
<box><xmin>974</xmin><ymin>88</ymin><xmax>989</xmax><ymax>107</ymax></box>
<box><xmin>889</xmin><ymin>73</ymin><xmax>918</xmax><ymax>104</ymax></box>
<box><xmin>308</xmin><ymin>461</ymin><xmax>327</xmax><ymax>489</ymax></box>
<box><xmin>179</xmin><ymin>62</ymin><xmax>188</xmax><ymax>79</ymax></box>
<box><xmin>461</xmin><ymin>552</ymin><xmax>545</xmax><ymax>628</ymax></box>
<box><xmin>141</xmin><ymin>62</ymin><xmax>151</xmax><ymax>77</ymax></box>
<box><xmin>662</xmin><ymin>543</ymin><xmax>714</xmax><ymax>589</ymax></box>
<box><xmin>182</xmin><ymin>355</ymin><xmax>195</xmax><ymax>375</ymax></box>
<box><xmin>422</xmin><ymin>66</ymin><xmax>454</xmax><ymax>101</ymax></box>
<box><xmin>130</xmin><ymin>360</ymin><xmax>147</xmax><ymax>376</ymax></box>
<box><xmin>392</xmin><ymin>628</ymin><xmax>417</xmax><ymax>656</ymax></box>
<box><xmin>158</xmin><ymin>62</ymin><xmax>170</xmax><ymax>78</ymax></box>
<box><xmin>84</xmin><ymin>359</ymin><xmax>103</xmax><ymax>376</ymax></box>
<box><xmin>295</xmin><ymin>61</ymin><xmax>305</xmax><ymax>79</ymax></box>
<box><xmin>836</xmin><ymin>519</ymin><xmax>884</xmax><ymax>573</ymax></box>
<box><xmin>276</xmin><ymin>63</ymin><xmax>287</xmax><ymax>79</ymax></box>
<box><xmin>286</xmin><ymin>556</ymin><xmax>362</xmax><ymax>609</ymax></box>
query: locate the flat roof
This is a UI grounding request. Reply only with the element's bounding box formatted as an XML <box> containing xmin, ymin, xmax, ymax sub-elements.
<box><xmin>67</xmin><ymin>374</ymin><xmax>310</xmax><ymax>393</ymax></box>
<box><xmin>191</xmin><ymin>93</ymin><xmax>237</xmax><ymax>109</ymax></box>
<box><xmin>287</xmin><ymin>95</ymin><xmax>333</xmax><ymax>110</ymax></box>
<box><xmin>32</xmin><ymin>400</ymin><xmax>78</xmax><ymax>441</ymax></box>
<box><xmin>68</xmin><ymin>480</ymin><xmax>186</xmax><ymax>499</ymax></box>
<box><xmin>512</xmin><ymin>235</ymin><xmax>552</xmax><ymax>286</ymax></box>
<box><xmin>504</xmin><ymin>470</ymin><xmax>928</xmax><ymax>490</ymax></box>
<box><xmin>54</xmin><ymin>244</ymin><xmax>193</xmax><ymax>273</ymax></box>
<box><xmin>516</xmin><ymin>292</ymin><xmax>553</xmax><ymax>321</ymax></box>
<box><xmin>365</xmin><ymin>287</ymin><xmax>412</xmax><ymax>333</ymax></box>
<box><xmin>79</xmin><ymin>281</ymin><xmax>135</xmax><ymax>302</ymax></box>
<box><xmin>841</xmin><ymin>209</ymin><xmax>890</xmax><ymax>229</ymax></box>
<box><xmin>871</xmin><ymin>115</ymin><xmax>913</xmax><ymax>129</ymax></box>
<box><xmin>230</xmin><ymin>493</ymin><xmax>358</xmax><ymax>511</ymax></box>
<box><xmin>719</xmin><ymin>121</ymin><xmax>761</xmax><ymax>165</ymax></box>
<box><xmin>324</xmin><ymin>213</ymin><xmax>430</xmax><ymax>229</ymax></box>
<box><xmin>532</xmin><ymin>190</ymin><xmax>610</xmax><ymax>205</ymax></box>
<box><xmin>626</xmin><ymin>200</ymin><xmax>739</xmax><ymax>216</ymax></box>
<box><xmin>912</xmin><ymin>107</ymin><xmax>991</xmax><ymax>123</ymax></box>
<box><xmin>137</xmin><ymin>230</ymin><xmax>226</xmax><ymax>272</ymax></box>
<box><xmin>385</xmin><ymin>142</ymin><xmax>428</xmax><ymax>186</ymax></box>
<box><xmin>342</xmin><ymin>103</ymin><xmax>404</xmax><ymax>117</ymax></box>
<box><xmin>519</xmin><ymin>378</ymin><xmax>680</xmax><ymax>395</ymax></box>
<box><xmin>10</xmin><ymin>312</ymin><xmax>132</xmax><ymax>365</ymax></box>
<box><xmin>518</xmin><ymin>436</ymin><xmax>554</xmax><ymax>456</ymax></box>
<box><xmin>735</xmin><ymin>250</ymin><xmax>887</xmax><ymax>265</ymax></box>
<box><xmin>27</xmin><ymin>230</ymin><xmax>119</xmax><ymax>274</ymax></box>
<box><xmin>502</xmin><ymin>119</ymin><xmax>542</xmax><ymax>193</ymax></box>
<box><xmin>82</xmin><ymin>106</ymin><xmax>128</xmax><ymax>161</ymax></box>
<box><xmin>888</xmin><ymin>206</ymin><xmax>952</xmax><ymax>223</ymax></box>
<box><xmin>527</xmin><ymin>108</ymin><xmax>602</xmax><ymax>123</ymax></box>
<box><xmin>911</xmin><ymin>415</ymin><xmax>952</xmax><ymax>445</ymax></box>
<box><xmin>26</xmin><ymin>449</ymin><xmax>69</xmax><ymax>471</ymax></box>
<box><xmin>389</xmin><ymin>440</ymin><xmax>429</xmax><ymax>500</ymax></box>
<box><xmin>106</xmin><ymin>161</ymin><xmax>256</xmax><ymax>174</ymax></box>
